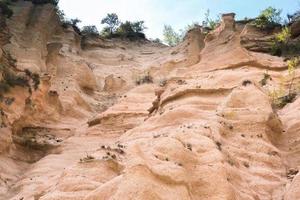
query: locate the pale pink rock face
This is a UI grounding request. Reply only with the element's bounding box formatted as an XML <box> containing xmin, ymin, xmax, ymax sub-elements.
<box><xmin>0</xmin><ymin>2</ymin><xmax>300</xmax><ymax>200</ymax></box>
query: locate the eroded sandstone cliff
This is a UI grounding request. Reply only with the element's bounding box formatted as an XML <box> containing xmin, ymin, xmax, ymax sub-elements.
<box><xmin>1</xmin><ymin>2</ymin><xmax>300</xmax><ymax>200</ymax></box>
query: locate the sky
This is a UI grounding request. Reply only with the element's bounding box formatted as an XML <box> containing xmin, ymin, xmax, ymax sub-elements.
<box><xmin>58</xmin><ymin>0</ymin><xmax>300</xmax><ymax>39</ymax></box>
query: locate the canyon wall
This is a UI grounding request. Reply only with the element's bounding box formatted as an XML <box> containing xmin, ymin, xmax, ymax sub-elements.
<box><xmin>1</xmin><ymin>2</ymin><xmax>300</xmax><ymax>200</ymax></box>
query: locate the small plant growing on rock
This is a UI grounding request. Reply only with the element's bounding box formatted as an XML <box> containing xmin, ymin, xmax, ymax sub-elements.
<box><xmin>80</xmin><ymin>153</ymin><xmax>95</xmax><ymax>163</ymax></box>
<box><xmin>136</xmin><ymin>73</ymin><xmax>153</xmax><ymax>85</ymax></box>
<box><xmin>271</xmin><ymin>26</ymin><xmax>298</xmax><ymax>56</ymax></box>
<box><xmin>25</xmin><ymin>69</ymin><xmax>40</xmax><ymax>90</ymax></box>
<box><xmin>215</xmin><ymin>141</ymin><xmax>222</xmax><ymax>151</ymax></box>
<box><xmin>260</xmin><ymin>72</ymin><xmax>271</xmax><ymax>86</ymax></box>
<box><xmin>242</xmin><ymin>80</ymin><xmax>252</xmax><ymax>86</ymax></box>
<box><xmin>269</xmin><ymin>57</ymin><xmax>299</xmax><ymax>108</ymax></box>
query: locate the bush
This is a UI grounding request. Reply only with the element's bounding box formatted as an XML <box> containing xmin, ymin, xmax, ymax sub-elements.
<box><xmin>81</xmin><ymin>25</ymin><xmax>99</xmax><ymax>36</ymax></box>
<box><xmin>116</xmin><ymin>21</ymin><xmax>146</xmax><ymax>39</ymax></box>
<box><xmin>100</xmin><ymin>13</ymin><xmax>146</xmax><ymax>39</ymax></box>
<box><xmin>101</xmin><ymin>13</ymin><xmax>120</xmax><ymax>36</ymax></box>
<box><xmin>150</xmin><ymin>38</ymin><xmax>162</xmax><ymax>43</ymax></box>
<box><xmin>61</xmin><ymin>18</ymin><xmax>81</xmax><ymax>35</ymax></box>
<box><xmin>269</xmin><ymin>57</ymin><xmax>299</xmax><ymax>108</ymax></box>
<box><xmin>136</xmin><ymin>73</ymin><xmax>153</xmax><ymax>85</ymax></box>
<box><xmin>0</xmin><ymin>1</ymin><xmax>13</xmax><ymax>18</ymax></box>
<box><xmin>5</xmin><ymin>72</ymin><xmax>29</xmax><ymax>87</ymax></box>
<box><xmin>203</xmin><ymin>9</ymin><xmax>220</xmax><ymax>30</ymax></box>
<box><xmin>252</xmin><ymin>7</ymin><xmax>282</xmax><ymax>29</ymax></box>
<box><xmin>275</xmin><ymin>27</ymin><xmax>291</xmax><ymax>44</ymax></box>
<box><xmin>26</xmin><ymin>0</ymin><xmax>59</xmax><ymax>6</ymax></box>
<box><xmin>163</xmin><ymin>25</ymin><xmax>181</xmax><ymax>46</ymax></box>
<box><xmin>272</xmin><ymin>27</ymin><xmax>300</xmax><ymax>56</ymax></box>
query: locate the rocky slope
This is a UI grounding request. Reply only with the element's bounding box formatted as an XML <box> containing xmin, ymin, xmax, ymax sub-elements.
<box><xmin>1</xmin><ymin>2</ymin><xmax>300</xmax><ymax>200</ymax></box>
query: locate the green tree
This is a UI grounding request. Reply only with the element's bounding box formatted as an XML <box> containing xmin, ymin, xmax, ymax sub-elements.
<box><xmin>70</xmin><ymin>18</ymin><xmax>81</xmax><ymax>26</ymax></box>
<box><xmin>81</xmin><ymin>25</ymin><xmax>99</xmax><ymax>36</ymax></box>
<box><xmin>131</xmin><ymin>21</ymin><xmax>146</xmax><ymax>33</ymax></box>
<box><xmin>163</xmin><ymin>25</ymin><xmax>181</xmax><ymax>46</ymax></box>
<box><xmin>101</xmin><ymin>13</ymin><xmax>120</xmax><ymax>35</ymax></box>
<box><xmin>115</xmin><ymin>21</ymin><xmax>146</xmax><ymax>39</ymax></box>
<box><xmin>253</xmin><ymin>7</ymin><xmax>282</xmax><ymax>29</ymax></box>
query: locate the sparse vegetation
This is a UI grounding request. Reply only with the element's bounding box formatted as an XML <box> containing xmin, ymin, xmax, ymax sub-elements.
<box><xmin>215</xmin><ymin>141</ymin><xmax>222</xmax><ymax>151</ymax></box>
<box><xmin>136</xmin><ymin>73</ymin><xmax>153</xmax><ymax>85</ymax></box>
<box><xmin>0</xmin><ymin>0</ymin><xmax>14</xmax><ymax>18</ymax></box>
<box><xmin>252</xmin><ymin>7</ymin><xmax>282</xmax><ymax>29</ymax></box>
<box><xmin>81</xmin><ymin>25</ymin><xmax>99</xmax><ymax>36</ymax></box>
<box><xmin>101</xmin><ymin>13</ymin><xmax>120</xmax><ymax>36</ymax></box>
<box><xmin>0</xmin><ymin>64</ymin><xmax>41</xmax><ymax>101</ymax></box>
<box><xmin>163</xmin><ymin>25</ymin><xmax>181</xmax><ymax>46</ymax></box>
<box><xmin>64</xmin><ymin>18</ymin><xmax>81</xmax><ymax>34</ymax></box>
<box><xmin>80</xmin><ymin>153</ymin><xmax>95</xmax><ymax>163</ymax></box>
<box><xmin>29</xmin><ymin>0</ymin><xmax>59</xmax><ymax>6</ymax></box>
<box><xmin>275</xmin><ymin>27</ymin><xmax>291</xmax><ymax>44</ymax></box>
<box><xmin>100</xmin><ymin>13</ymin><xmax>146</xmax><ymax>39</ymax></box>
<box><xmin>242</xmin><ymin>80</ymin><xmax>252</xmax><ymax>86</ymax></box>
<box><xmin>203</xmin><ymin>9</ymin><xmax>220</xmax><ymax>30</ymax></box>
<box><xmin>271</xmin><ymin>26</ymin><xmax>300</xmax><ymax>56</ymax></box>
<box><xmin>116</xmin><ymin>20</ymin><xmax>146</xmax><ymax>39</ymax></box>
<box><xmin>25</xmin><ymin>69</ymin><xmax>40</xmax><ymax>90</ymax></box>
<box><xmin>269</xmin><ymin>57</ymin><xmax>299</xmax><ymax>108</ymax></box>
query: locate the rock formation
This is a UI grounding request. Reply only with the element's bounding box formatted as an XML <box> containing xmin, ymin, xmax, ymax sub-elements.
<box><xmin>0</xmin><ymin>1</ymin><xmax>300</xmax><ymax>200</ymax></box>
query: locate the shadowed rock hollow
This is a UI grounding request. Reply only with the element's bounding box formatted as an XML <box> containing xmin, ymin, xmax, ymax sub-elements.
<box><xmin>1</xmin><ymin>2</ymin><xmax>300</xmax><ymax>200</ymax></box>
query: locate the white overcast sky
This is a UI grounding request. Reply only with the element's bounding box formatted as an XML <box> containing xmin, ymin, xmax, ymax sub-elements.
<box><xmin>58</xmin><ymin>0</ymin><xmax>300</xmax><ymax>39</ymax></box>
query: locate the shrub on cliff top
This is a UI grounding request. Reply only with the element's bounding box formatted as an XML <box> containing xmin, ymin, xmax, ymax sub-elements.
<box><xmin>252</xmin><ymin>7</ymin><xmax>282</xmax><ymax>29</ymax></box>
<box><xmin>100</xmin><ymin>13</ymin><xmax>146</xmax><ymax>39</ymax></box>
<box><xmin>101</xmin><ymin>13</ymin><xmax>120</xmax><ymax>36</ymax></box>
<box><xmin>81</xmin><ymin>25</ymin><xmax>99</xmax><ymax>36</ymax></box>
<box><xmin>26</xmin><ymin>0</ymin><xmax>59</xmax><ymax>6</ymax></box>
<box><xmin>116</xmin><ymin>21</ymin><xmax>146</xmax><ymax>39</ymax></box>
<box><xmin>163</xmin><ymin>25</ymin><xmax>181</xmax><ymax>46</ymax></box>
<box><xmin>0</xmin><ymin>1</ymin><xmax>13</xmax><ymax>18</ymax></box>
<box><xmin>271</xmin><ymin>26</ymin><xmax>300</xmax><ymax>56</ymax></box>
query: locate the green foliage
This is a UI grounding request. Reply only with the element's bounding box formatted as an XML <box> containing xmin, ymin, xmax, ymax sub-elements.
<box><xmin>100</xmin><ymin>13</ymin><xmax>146</xmax><ymax>39</ymax></box>
<box><xmin>0</xmin><ymin>1</ymin><xmax>13</xmax><ymax>18</ymax></box>
<box><xmin>81</xmin><ymin>25</ymin><xmax>99</xmax><ymax>36</ymax></box>
<box><xmin>275</xmin><ymin>27</ymin><xmax>291</xmax><ymax>44</ymax></box>
<box><xmin>269</xmin><ymin>57</ymin><xmax>299</xmax><ymax>108</ymax></box>
<box><xmin>252</xmin><ymin>7</ymin><xmax>282</xmax><ymax>29</ymax></box>
<box><xmin>61</xmin><ymin>18</ymin><xmax>81</xmax><ymax>34</ymax></box>
<box><xmin>116</xmin><ymin>21</ymin><xmax>146</xmax><ymax>39</ymax></box>
<box><xmin>101</xmin><ymin>13</ymin><xmax>120</xmax><ymax>35</ymax></box>
<box><xmin>163</xmin><ymin>25</ymin><xmax>181</xmax><ymax>46</ymax></box>
<box><xmin>28</xmin><ymin>0</ymin><xmax>59</xmax><ymax>6</ymax></box>
<box><xmin>271</xmin><ymin>26</ymin><xmax>300</xmax><ymax>56</ymax></box>
<box><xmin>203</xmin><ymin>9</ymin><xmax>220</xmax><ymax>30</ymax></box>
